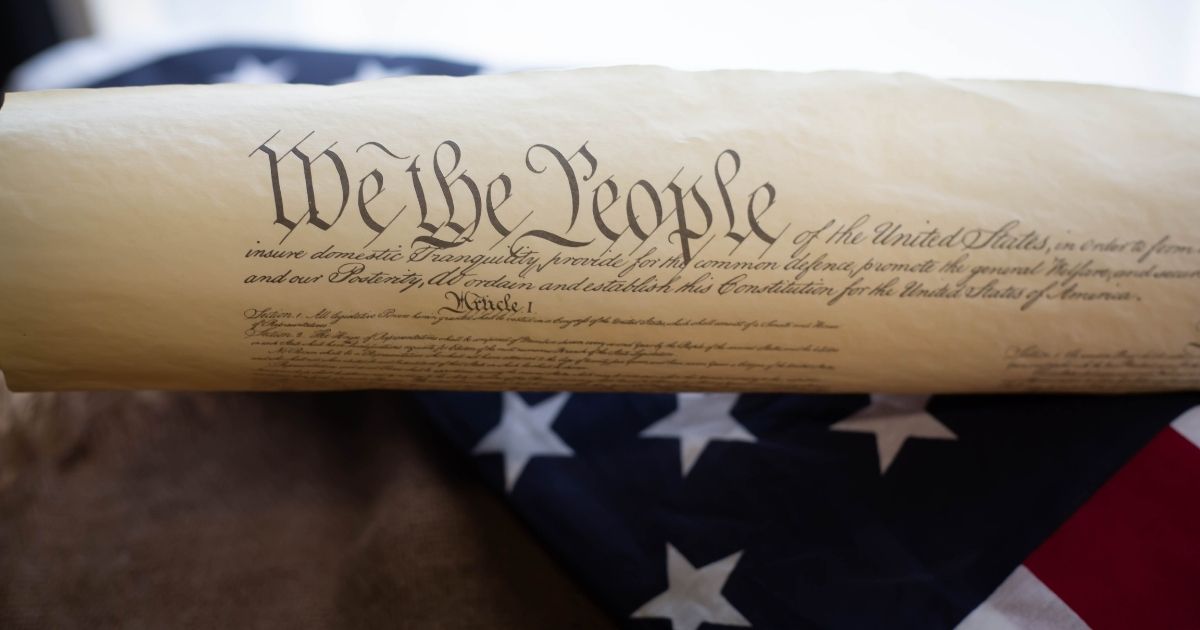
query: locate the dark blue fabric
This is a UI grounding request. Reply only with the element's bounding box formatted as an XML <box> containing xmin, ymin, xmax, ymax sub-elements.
<box><xmin>87</xmin><ymin>44</ymin><xmax>478</xmax><ymax>87</ymax></box>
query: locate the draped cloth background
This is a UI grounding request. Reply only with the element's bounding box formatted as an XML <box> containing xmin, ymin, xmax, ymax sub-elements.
<box><xmin>0</xmin><ymin>376</ymin><xmax>614</xmax><ymax>629</ymax></box>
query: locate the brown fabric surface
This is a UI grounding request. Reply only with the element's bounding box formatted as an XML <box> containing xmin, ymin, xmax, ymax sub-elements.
<box><xmin>0</xmin><ymin>376</ymin><xmax>615</xmax><ymax>629</ymax></box>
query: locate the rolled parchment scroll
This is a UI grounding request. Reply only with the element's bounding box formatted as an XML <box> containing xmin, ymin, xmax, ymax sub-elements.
<box><xmin>0</xmin><ymin>67</ymin><xmax>1197</xmax><ymax>392</ymax></box>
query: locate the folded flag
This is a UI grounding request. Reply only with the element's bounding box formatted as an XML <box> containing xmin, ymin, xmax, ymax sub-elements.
<box><xmin>959</xmin><ymin>407</ymin><xmax>1200</xmax><ymax>630</ymax></box>
<box><xmin>416</xmin><ymin>391</ymin><xmax>1200</xmax><ymax>629</ymax></box>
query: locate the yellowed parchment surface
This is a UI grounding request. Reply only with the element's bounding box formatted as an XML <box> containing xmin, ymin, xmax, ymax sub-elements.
<box><xmin>0</xmin><ymin>67</ymin><xmax>1198</xmax><ymax>392</ymax></box>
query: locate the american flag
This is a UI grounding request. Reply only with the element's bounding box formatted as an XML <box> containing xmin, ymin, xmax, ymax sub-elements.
<box><xmin>417</xmin><ymin>391</ymin><xmax>1200</xmax><ymax>629</ymax></box>
<box><xmin>49</xmin><ymin>45</ymin><xmax>1200</xmax><ymax>629</ymax></box>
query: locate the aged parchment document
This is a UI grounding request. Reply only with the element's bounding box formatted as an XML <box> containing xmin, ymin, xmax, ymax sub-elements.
<box><xmin>0</xmin><ymin>67</ymin><xmax>1197</xmax><ymax>392</ymax></box>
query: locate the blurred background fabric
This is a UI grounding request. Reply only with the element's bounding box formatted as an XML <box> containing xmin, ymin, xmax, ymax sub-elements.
<box><xmin>4</xmin><ymin>0</ymin><xmax>1200</xmax><ymax>93</ymax></box>
<box><xmin>0</xmin><ymin>377</ymin><xmax>614</xmax><ymax>630</ymax></box>
<box><xmin>0</xmin><ymin>1</ymin><xmax>62</xmax><ymax>88</ymax></box>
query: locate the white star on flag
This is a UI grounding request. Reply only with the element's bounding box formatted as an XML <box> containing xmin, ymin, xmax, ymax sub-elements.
<box><xmin>214</xmin><ymin>56</ymin><xmax>295</xmax><ymax>84</ymax></box>
<box><xmin>338</xmin><ymin>59</ymin><xmax>415</xmax><ymax>83</ymax></box>
<box><xmin>640</xmin><ymin>393</ymin><xmax>757</xmax><ymax>476</ymax></box>
<box><xmin>632</xmin><ymin>544</ymin><xmax>752</xmax><ymax>630</ymax></box>
<box><xmin>830</xmin><ymin>394</ymin><xmax>957</xmax><ymax>474</ymax></box>
<box><xmin>472</xmin><ymin>392</ymin><xmax>574</xmax><ymax>492</ymax></box>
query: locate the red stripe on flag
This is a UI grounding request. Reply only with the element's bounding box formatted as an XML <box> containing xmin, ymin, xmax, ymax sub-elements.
<box><xmin>1025</xmin><ymin>427</ymin><xmax>1200</xmax><ymax>629</ymax></box>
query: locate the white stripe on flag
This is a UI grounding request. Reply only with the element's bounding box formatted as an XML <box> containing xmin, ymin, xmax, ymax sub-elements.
<box><xmin>955</xmin><ymin>565</ymin><xmax>1089</xmax><ymax>630</ymax></box>
<box><xmin>1170</xmin><ymin>405</ymin><xmax>1200</xmax><ymax>449</ymax></box>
